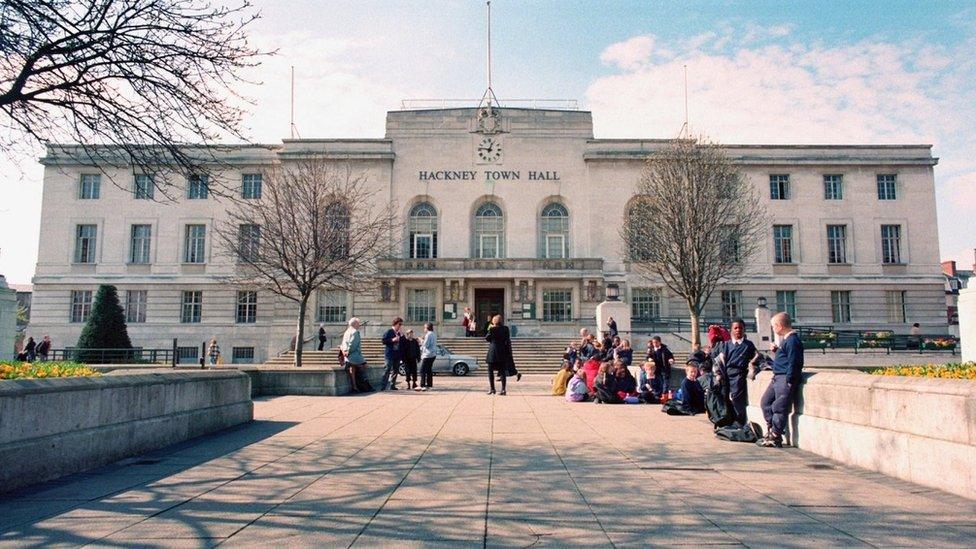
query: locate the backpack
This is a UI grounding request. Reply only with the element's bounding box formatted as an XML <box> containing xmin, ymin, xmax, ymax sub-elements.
<box><xmin>715</xmin><ymin>422</ymin><xmax>761</xmax><ymax>443</ymax></box>
<box><xmin>708</xmin><ymin>324</ymin><xmax>731</xmax><ymax>343</ymax></box>
<box><xmin>705</xmin><ymin>385</ymin><xmax>734</xmax><ymax>427</ymax></box>
<box><xmin>661</xmin><ymin>400</ymin><xmax>694</xmax><ymax>415</ymax></box>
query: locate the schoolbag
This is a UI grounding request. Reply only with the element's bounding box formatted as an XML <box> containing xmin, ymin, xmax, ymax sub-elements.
<box><xmin>661</xmin><ymin>400</ymin><xmax>694</xmax><ymax>415</ymax></box>
<box><xmin>705</xmin><ymin>385</ymin><xmax>734</xmax><ymax>427</ymax></box>
<box><xmin>715</xmin><ymin>422</ymin><xmax>761</xmax><ymax>443</ymax></box>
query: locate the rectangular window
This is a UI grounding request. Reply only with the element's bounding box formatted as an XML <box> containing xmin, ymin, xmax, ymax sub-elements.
<box><xmin>886</xmin><ymin>290</ymin><xmax>907</xmax><ymax>323</ymax></box>
<box><xmin>413</xmin><ymin>233</ymin><xmax>434</xmax><ymax>259</ymax></box>
<box><xmin>317</xmin><ymin>289</ymin><xmax>347</xmax><ymax>323</ymax></box>
<box><xmin>74</xmin><ymin>224</ymin><xmax>97</xmax><ymax>263</ymax></box>
<box><xmin>826</xmin><ymin>225</ymin><xmax>847</xmax><ymax>264</ymax></box>
<box><xmin>478</xmin><ymin>234</ymin><xmax>499</xmax><ymax>259</ymax></box>
<box><xmin>831</xmin><ymin>291</ymin><xmax>852</xmax><ymax>323</ymax></box>
<box><xmin>79</xmin><ymin>174</ymin><xmax>100</xmax><ymax>199</ymax></box>
<box><xmin>70</xmin><ymin>290</ymin><xmax>93</xmax><ymax>323</ymax></box>
<box><xmin>773</xmin><ymin>224</ymin><xmax>794</xmax><ymax>263</ymax></box>
<box><xmin>232</xmin><ymin>347</ymin><xmax>255</xmax><ymax>364</ymax></box>
<box><xmin>769</xmin><ymin>174</ymin><xmax>790</xmax><ymax>200</ymax></box>
<box><xmin>406</xmin><ymin>288</ymin><xmax>436</xmax><ymax>323</ymax></box>
<box><xmin>542</xmin><ymin>289</ymin><xmax>573</xmax><ymax>322</ymax></box>
<box><xmin>545</xmin><ymin>234</ymin><xmax>566</xmax><ymax>259</ymax></box>
<box><xmin>242</xmin><ymin>173</ymin><xmax>262</xmax><ymax>199</ymax></box>
<box><xmin>236</xmin><ymin>290</ymin><xmax>257</xmax><ymax>323</ymax></box>
<box><xmin>877</xmin><ymin>174</ymin><xmax>897</xmax><ymax>200</ymax></box>
<box><xmin>187</xmin><ymin>174</ymin><xmax>209</xmax><ymax>199</ymax></box>
<box><xmin>181</xmin><ymin>290</ymin><xmax>202</xmax><ymax>323</ymax></box>
<box><xmin>184</xmin><ymin>224</ymin><xmax>206</xmax><ymax>263</ymax></box>
<box><xmin>177</xmin><ymin>346</ymin><xmax>199</xmax><ymax>364</ymax></box>
<box><xmin>125</xmin><ymin>290</ymin><xmax>147</xmax><ymax>323</ymax></box>
<box><xmin>881</xmin><ymin>224</ymin><xmax>902</xmax><ymax>264</ymax></box>
<box><xmin>130</xmin><ymin>224</ymin><xmax>152</xmax><ymax>264</ymax></box>
<box><xmin>721</xmin><ymin>290</ymin><xmax>742</xmax><ymax>322</ymax></box>
<box><xmin>823</xmin><ymin>174</ymin><xmax>843</xmax><ymax>200</ymax></box>
<box><xmin>134</xmin><ymin>174</ymin><xmax>154</xmax><ymax>199</ymax></box>
<box><xmin>775</xmin><ymin>290</ymin><xmax>797</xmax><ymax>320</ymax></box>
<box><xmin>631</xmin><ymin>288</ymin><xmax>662</xmax><ymax>321</ymax></box>
<box><xmin>238</xmin><ymin>224</ymin><xmax>261</xmax><ymax>262</ymax></box>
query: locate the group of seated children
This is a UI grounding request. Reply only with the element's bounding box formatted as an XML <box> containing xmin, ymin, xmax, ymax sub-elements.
<box><xmin>552</xmin><ymin>352</ymin><xmax>711</xmax><ymax>415</ymax></box>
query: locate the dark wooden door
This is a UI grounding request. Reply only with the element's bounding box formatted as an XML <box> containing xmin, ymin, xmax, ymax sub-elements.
<box><xmin>474</xmin><ymin>289</ymin><xmax>505</xmax><ymax>335</ymax></box>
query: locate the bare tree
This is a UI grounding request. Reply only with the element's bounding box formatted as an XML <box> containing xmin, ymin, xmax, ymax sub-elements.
<box><xmin>214</xmin><ymin>160</ymin><xmax>399</xmax><ymax>368</ymax></box>
<box><xmin>0</xmin><ymin>0</ymin><xmax>266</xmax><ymax>198</ymax></box>
<box><xmin>622</xmin><ymin>138</ymin><xmax>767</xmax><ymax>345</ymax></box>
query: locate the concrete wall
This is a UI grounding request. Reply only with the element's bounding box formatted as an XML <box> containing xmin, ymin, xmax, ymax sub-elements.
<box><xmin>746</xmin><ymin>370</ymin><xmax>976</xmax><ymax>500</ymax></box>
<box><xmin>242</xmin><ymin>365</ymin><xmax>386</xmax><ymax>397</ymax></box>
<box><xmin>0</xmin><ymin>371</ymin><xmax>252</xmax><ymax>494</ymax></box>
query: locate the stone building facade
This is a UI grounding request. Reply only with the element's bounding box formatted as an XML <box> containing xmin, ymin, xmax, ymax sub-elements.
<box><xmin>29</xmin><ymin>108</ymin><xmax>947</xmax><ymax>363</ymax></box>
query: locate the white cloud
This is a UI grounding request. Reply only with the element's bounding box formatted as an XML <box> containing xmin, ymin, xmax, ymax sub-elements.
<box><xmin>600</xmin><ymin>35</ymin><xmax>672</xmax><ymax>71</ymax></box>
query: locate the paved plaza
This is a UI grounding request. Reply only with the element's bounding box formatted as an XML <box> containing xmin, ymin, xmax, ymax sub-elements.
<box><xmin>1</xmin><ymin>375</ymin><xmax>973</xmax><ymax>548</ymax></box>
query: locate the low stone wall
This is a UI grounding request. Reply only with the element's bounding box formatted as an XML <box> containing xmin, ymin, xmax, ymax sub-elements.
<box><xmin>746</xmin><ymin>370</ymin><xmax>976</xmax><ymax>500</ymax></box>
<box><xmin>239</xmin><ymin>365</ymin><xmax>386</xmax><ymax>397</ymax></box>
<box><xmin>0</xmin><ymin>371</ymin><xmax>252</xmax><ymax>494</ymax></box>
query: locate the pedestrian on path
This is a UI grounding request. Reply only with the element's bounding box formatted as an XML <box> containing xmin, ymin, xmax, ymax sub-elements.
<box><xmin>341</xmin><ymin>318</ymin><xmax>369</xmax><ymax>393</ymax></box>
<box><xmin>208</xmin><ymin>338</ymin><xmax>221</xmax><ymax>366</ymax></box>
<box><xmin>403</xmin><ymin>329</ymin><xmax>420</xmax><ymax>390</ymax></box>
<box><xmin>318</xmin><ymin>324</ymin><xmax>328</xmax><ymax>351</ymax></box>
<box><xmin>419</xmin><ymin>323</ymin><xmax>436</xmax><ymax>391</ymax></box>
<box><xmin>715</xmin><ymin>318</ymin><xmax>758</xmax><ymax>427</ymax></box>
<box><xmin>485</xmin><ymin>314</ymin><xmax>514</xmax><ymax>395</ymax></box>
<box><xmin>381</xmin><ymin>317</ymin><xmax>404</xmax><ymax>390</ymax></box>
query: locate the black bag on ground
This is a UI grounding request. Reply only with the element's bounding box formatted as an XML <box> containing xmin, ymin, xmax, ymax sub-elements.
<box><xmin>661</xmin><ymin>400</ymin><xmax>693</xmax><ymax>416</ymax></box>
<box><xmin>705</xmin><ymin>385</ymin><xmax>734</xmax><ymax>427</ymax></box>
<box><xmin>715</xmin><ymin>422</ymin><xmax>760</xmax><ymax>443</ymax></box>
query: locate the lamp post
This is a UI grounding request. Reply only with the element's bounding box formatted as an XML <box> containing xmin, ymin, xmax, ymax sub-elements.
<box><xmin>606</xmin><ymin>283</ymin><xmax>620</xmax><ymax>302</ymax></box>
<box><xmin>595</xmin><ymin>281</ymin><xmax>629</xmax><ymax>340</ymax></box>
<box><xmin>754</xmin><ymin>296</ymin><xmax>772</xmax><ymax>347</ymax></box>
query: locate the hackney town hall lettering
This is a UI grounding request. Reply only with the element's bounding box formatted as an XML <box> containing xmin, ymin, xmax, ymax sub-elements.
<box><xmin>418</xmin><ymin>170</ymin><xmax>560</xmax><ymax>181</ymax></box>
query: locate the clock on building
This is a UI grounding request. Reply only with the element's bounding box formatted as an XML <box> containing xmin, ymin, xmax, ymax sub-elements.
<box><xmin>477</xmin><ymin>136</ymin><xmax>502</xmax><ymax>163</ymax></box>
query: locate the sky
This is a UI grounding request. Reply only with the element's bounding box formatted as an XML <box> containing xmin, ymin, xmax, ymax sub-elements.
<box><xmin>2</xmin><ymin>0</ymin><xmax>975</xmax><ymax>284</ymax></box>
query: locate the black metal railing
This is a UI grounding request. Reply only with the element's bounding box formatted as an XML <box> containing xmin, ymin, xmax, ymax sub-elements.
<box><xmin>795</xmin><ymin>328</ymin><xmax>958</xmax><ymax>355</ymax></box>
<box><xmin>632</xmin><ymin>316</ymin><xmax>758</xmax><ymax>333</ymax></box>
<box><xmin>33</xmin><ymin>348</ymin><xmax>177</xmax><ymax>364</ymax></box>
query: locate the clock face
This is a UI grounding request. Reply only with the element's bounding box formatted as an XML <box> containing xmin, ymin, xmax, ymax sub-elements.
<box><xmin>477</xmin><ymin>136</ymin><xmax>502</xmax><ymax>163</ymax></box>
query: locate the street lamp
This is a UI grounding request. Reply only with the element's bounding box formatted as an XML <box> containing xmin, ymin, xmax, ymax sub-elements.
<box><xmin>606</xmin><ymin>283</ymin><xmax>620</xmax><ymax>302</ymax></box>
<box><xmin>757</xmin><ymin>296</ymin><xmax>768</xmax><ymax>308</ymax></box>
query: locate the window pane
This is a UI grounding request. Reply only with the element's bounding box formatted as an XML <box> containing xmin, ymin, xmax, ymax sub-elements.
<box><xmin>242</xmin><ymin>173</ymin><xmax>262</xmax><ymax>199</ymax></box>
<box><xmin>317</xmin><ymin>289</ymin><xmax>348</xmax><ymax>323</ymax></box>
<box><xmin>74</xmin><ymin>224</ymin><xmax>97</xmax><ymax>263</ymax></box>
<box><xmin>886</xmin><ymin>290</ymin><xmax>907</xmax><ymax>323</ymax></box>
<box><xmin>80</xmin><ymin>174</ymin><xmax>100</xmax><ymax>199</ymax></box>
<box><xmin>238</xmin><ymin>224</ymin><xmax>260</xmax><ymax>262</ymax></box>
<box><xmin>540</xmin><ymin>203</ymin><xmax>569</xmax><ymax>258</ymax></box>
<box><xmin>236</xmin><ymin>290</ymin><xmax>257</xmax><ymax>323</ymax></box>
<box><xmin>473</xmin><ymin>202</ymin><xmax>504</xmax><ymax>258</ymax></box>
<box><xmin>824</xmin><ymin>174</ymin><xmax>843</xmax><ymax>200</ymax></box>
<box><xmin>542</xmin><ymin>289</ymin><xmax>573</xmax><ymax>322</ymax></box>
<box><xmin>769</xmin><ymin>174</ymin><xmax>789</xmax><ymax>200</ymax></box>
<box><xmin>187</xmin><ymin>175</ymin><xmax>209</xmax><ymax>199</ymax></box>
<box><xmin>409</xmin><ymin>202</ymin><xmax>438</xmax><ymax>259</ymax></box>
<box><xmin>184</xmin><ymin>224</ymin><xmax>206</xmax><ymax>263</ymax></box>
<box><xmin>70</xmin><ymin>290</ymin><xmax>93</xmax><ymax>322</ymax></box>
<box><xmin>831</xmin><ymin>291</ymin><xmax>851</xmax><ymax>323</ymax></box>
<box><xmin>877</xmin><ymin>174</ymin><xmax>897</xmax><ymax>200</ymax></box>
<box><xmin>721</xmin><ymin>290</ymin><xmax>742</xmax><ymax>322</ymax></box>
<box><xmin>181</xmin><ymin>291</ymin><xmax>202</xmax><ymax>323</ymax></box>
<box><xmin>631</xmin><ymin>288</ymin><xmax>662</xmax><ymax>320</ymax></box>
<box><xmin>881</xmin><ymin>224</ymin><xmax>902</xmax><ymax>264</ymax></box>
<box><xmin>134</xmin><ymin>175</ymin><xmax>154</xmax><ymax>199</ymax></box>
<box><xmin>130</xmin><ymin>224</ymin><xmax>152</xmax><ymax>264</ymax></box>
<box><xmin>232</xmin><ymin>347</ymin><xmax>255</xmax><ymax>364</ymax></box>
<box><xmin>773</xmin><ymin>225</ymin><xmax>793</xmax><ymax>263</ymax></box>
<box><xmin>125</xmin><ymin>290</ymin><xmax>147</xmax><ymax>323</ymax></box>
<box><xmin>407</xmin><ymin>289</ymin><xmax>436</xmax><ymax>322</ymax></box>
<box><xmin>775</xmin><ymin>290</ymin><xmax>797</xmax><ymax>320</ymax></box>
<box><xmin>545</xmin><ymin>235</ymin><xmax>565</xmax><ymax>259</ymax></box>
<box><xmin>827</xmin><ymin>225</ymin><xmax>847</xmax><ymax>264</ymax></box>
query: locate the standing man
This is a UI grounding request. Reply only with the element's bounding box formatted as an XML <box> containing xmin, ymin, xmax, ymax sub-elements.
<box><xmin>463</xmin><ymin>307</ymin><xmax>476</xmax><ymax>337</ymax></box>
<box><xmin>381</xmin><ymin>317</ymin><xmax>404</xmax><ymax>391</ymax></box>
<box><xmin>318</xmin><ymin>324</ymin><xmax>328</xmax><ymax>351</ymax></box>
<box><xmin>758</xmin><ymin>312</ymin><xmax>804</xmax><ymax>448</ymax></box>
<box><xmin>402</xmin><ymin>329</ymin><xmax>421</xmax><ymax>390</ymax></box>
<box><xmin>716</xmin><ymin>318</ymin><xmax>758</xmax><ymax>428</ymax></box>
<box><xmin>208</xmin><ymin>338</ymin><xmax>221</xmax><ymax>366</ymax></box>
<box><xmin>419</xmin><ymin>322</ymin><xmax>437</xmax><ymax>391</ymax></box>
<box><xmin>485</xmin><ymin>314</ymin><xmax>514</xmax><ymax>395</ymax></box>
<box><xmin>648</xmin><ymin>336</ymin><xmax>674</xmax><ymax>400</ymax></box>
<box><xmin>36</xmin><ymin>335</ymin><xmax>51</xmax><ymax>361</ymax></box>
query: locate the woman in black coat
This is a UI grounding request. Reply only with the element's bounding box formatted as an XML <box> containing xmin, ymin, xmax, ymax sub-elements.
<box><xmin>485</xmin><ymin>314</ymin><xmax>514</xmax><ymax>395</ymax></box>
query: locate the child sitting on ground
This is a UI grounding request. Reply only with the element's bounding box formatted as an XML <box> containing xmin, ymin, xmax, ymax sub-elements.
<box><xmin>551</xmin><ymin>359</ymin><xmax>573</xmax><ymax>396</ymax></box>
<box><xmin>566</xmin><ymin>370</ymin><xmax>589</xmax><ymax>402</ymax></box>
<box><xmin>593</xmin><ymin>362</ymin><xmax>621</xmax><ymax>404</ymax></box>
<box><xmin>582</xmin><ymin>355</ymin><xmax>601</xmax><ymax>392</ymax></box>
<box><xmin>638</xmin><ymin>361</ymin><xmax>657</xmax><ymax>403</ymax></box>
<box><xmin>678</xmin><ymin>362</ymin><xmax>706</xmax><ymax>413</ymax></box>
<box><xmin>613</xmin><ymin>359</ymin><xmax>637</xmax><ymax>400</ymax></box>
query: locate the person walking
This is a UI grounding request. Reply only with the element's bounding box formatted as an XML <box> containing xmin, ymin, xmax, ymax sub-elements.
<box><xmin>715</xmin><ymin>318</ymin><xmax>758</xmax><ymax>428</ymax></box>
<box><xmin>318</xmin><ymin>324</ymin><xmax>328</xmax><ymax>351</ymax></box>
<box><xmin>485</xmin><ymin>314</ymin><xmax>514</xmax><ymax>395</ymax></box>
<box><xmin>24</xmin><ymin>336</ymin><xmax>37</xmax><ymax>362</ymax></box>
<box><xmin>208</xmin><ymin>338</ymin><xmax>221</xmax><ymax>366</ymax></box>
<box><xmin>419</xmin><ymin>322</ymin><xmax>437</xmax><ymax>391</ymax></box>
<box><xmin>403</xmin><ymin>329</ymin><xmax>421</xmax><ymax>390</ymax></box>
<box><xmin>381</xmin><ymin>317</ymin><xmax>404</xmax><ymax>390</ymax></box>
<box><xmin>341</xmin><ymin>318</ymin><xmax>367</xmax><ymax>393</ymax></box>
<box><xmin>758</xmin><ymin>312</ymin><xmax>804</xmax><ymax>448</ymax></box>
<box><xmin>463</xmin><ymin>307</ymin><xmax>476</xmax><ymax>337</ymax></box>
<box><xmin>36</xmin><ymin>335</ymin><xmax>51</xmax><ymax>361</ymax></box>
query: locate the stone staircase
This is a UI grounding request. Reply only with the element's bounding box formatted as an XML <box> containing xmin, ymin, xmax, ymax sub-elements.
<box><xmin>265</xmin><ymin>337</ymin><xmax>689</xmax><ymax>375</ymax></box>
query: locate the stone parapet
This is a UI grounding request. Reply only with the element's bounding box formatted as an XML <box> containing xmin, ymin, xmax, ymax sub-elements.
<box><xmin>0</xmin><ymin>371</ymin><xmax>252</xmax><ymax>494</ymax></box>
<box><xmin>746</xmin><ymin>370</ymin><xmax>976</xmax><ymax>500</ymax></box>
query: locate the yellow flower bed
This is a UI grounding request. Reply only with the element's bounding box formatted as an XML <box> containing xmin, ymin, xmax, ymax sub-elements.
<box><xmin>870</xmin><ymin>362</ymin><xmax>976</xmax><ymax>380</ymax></box>
<box><xmin>0</xmin><ymin>361</ymin><xmax>101</xmax><ymax>380</ymax></box>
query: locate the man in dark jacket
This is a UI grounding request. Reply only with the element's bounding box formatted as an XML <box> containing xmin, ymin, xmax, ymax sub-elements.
<box><xmin>648</xmin><ymin>336</ymin><xmax>674</xmax><ymax>397</ymax></box>
<box><xmin>381</xmin><ymin>317</ymin><xmax>404</xmax><ymax>390</ymax></box>
<box><xmin>716</xmin><ymin>318</ymin><xmax>758</xmax><ymax>427</ymax></box>
<box><xmin>317</xmin><ymin>324</ymin><xmax>328</xmax><ymax>351</ymax></box>
<box><xmin>402</xmin><ymin>329</ymin><xmax>421</xmax><ymax>390</ymax></box>
<box><xmin>758</xmin><ymin>312</ymin><xmax>804</xmax><ymax>448</ymax></box>
<box><xmin>485</xmin><ymin>315</ymin><xmax>514</xmax><ymax>395</ymax></box>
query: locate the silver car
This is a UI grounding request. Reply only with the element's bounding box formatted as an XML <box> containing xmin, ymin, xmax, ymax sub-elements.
<box><xmin>398</xmin><ymin>345</ymin><xmax>479</xmax><ymax>376</ymax></box>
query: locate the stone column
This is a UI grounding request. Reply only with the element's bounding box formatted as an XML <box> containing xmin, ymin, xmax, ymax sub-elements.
<box><xmin>754</xmin><ymin>302</ymin><xmax>773</xmax><ymax>349</ymax></box>
<box><xmin>959</xmin><ymin>287</ymin><xmax>976</xmax><ymax>362</ymax></box>
<box><xmin>0</xmin><ymin>276</ymin><xmax>16</xmax><ymax>358</ymax></box>
<box><xmin>596</xmin><ymin>300</ymin><xmax>630</xmax><ymax>341</ymax></box>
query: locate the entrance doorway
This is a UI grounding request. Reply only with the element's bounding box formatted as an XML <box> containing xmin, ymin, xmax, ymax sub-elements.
<box><xmin>474</xmin><ymin>288</ymin><xmax>505</xmax><ymax>335</ymax></box>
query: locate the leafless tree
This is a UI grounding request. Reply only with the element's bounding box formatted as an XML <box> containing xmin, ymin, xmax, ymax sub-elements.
<box><xmin>0</xmin><ymin>0</ymin><xmax>266</xmax><ymax>199</ymax></box>
<box><xmin>622</xmin><ymin>138</ymin><xmax>767</xmax><ymax>345</ymax></box>
<box><xmin>214</xmin><ymin>160</ymin><xmax>400</xmax><ymax>368</ymax></box>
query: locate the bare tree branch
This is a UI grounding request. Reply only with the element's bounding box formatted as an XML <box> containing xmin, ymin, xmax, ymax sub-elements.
<box><xmin>214</xmin><ymin>159</ymin><xmax>401</xmax><ymax>368</ymax></box>
<box><xmin>621</xmin><ymin>137</ymin><xmax>767</xmax><ymax>345</ymax></box>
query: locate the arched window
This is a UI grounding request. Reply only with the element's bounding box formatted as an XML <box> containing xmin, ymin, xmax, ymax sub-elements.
<box><xmin>473</xmin><ymin>202</ymin><xmax>504</xmax><ymax>258</ymax></box>
<box><xmin>408</xmin><ymin>202</ymin><xmax>438</xmax><ymax>259</ymax></box>
<box><xmin>539</xmin><ymin>202</ymin><xmax>569</xmax><ymax>258</ymax></box>
<box><xmin>324</xmin><ymin>202</ymin><xmax>349</xmax><ymax>259</ymax></box>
